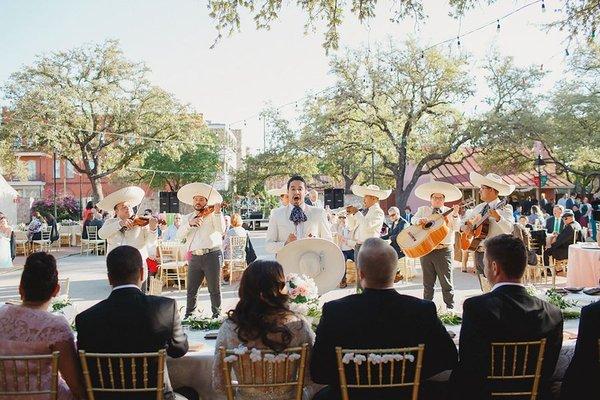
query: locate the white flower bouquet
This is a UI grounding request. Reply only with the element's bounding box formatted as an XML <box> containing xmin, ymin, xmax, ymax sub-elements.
<box><xmin>285</xmin><ymin>273</ymin><xmax>321</xmax><ymax>325</ymax></box>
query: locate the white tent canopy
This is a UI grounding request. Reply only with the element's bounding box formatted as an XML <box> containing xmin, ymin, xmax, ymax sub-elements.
<box><xmin>0</xmin><ymin>174</ymin><xmax>18</xmax><ymax>225</ymax></box>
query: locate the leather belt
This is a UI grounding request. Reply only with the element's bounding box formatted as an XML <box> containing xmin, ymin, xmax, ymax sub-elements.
<box><xmin>191</xmin><ymin>247</ymin><xmax>220</xmax><ymax>256</ymax></box>
<box><xmin>435</xmin><ymin>244</ymin><xmax>450</xmax><ymax>250</ymax></box>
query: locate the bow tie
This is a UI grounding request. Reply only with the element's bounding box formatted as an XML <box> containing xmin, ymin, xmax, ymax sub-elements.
<box><xmin>290</xmin><ymin>205</ymin><xmax>308</xmax><ymax>226</ymax></box>
<box><xmin>433</xmin><ymin>208</ymin><xmax>442</xmax><ymax>214</ymax></box>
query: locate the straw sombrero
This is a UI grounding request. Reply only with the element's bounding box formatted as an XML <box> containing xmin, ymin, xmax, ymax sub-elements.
<box><xmin>469</xmin><ymin>172</ymin><xmax>516</xmax><ymax>197</ymax></box>
<box><xmin>277</xmin><ymin>238</ymin><xmax>345</xmax><ymax>295</ymax></box>
<box><xmin>351</xmin><ymin>184</ymin><xmax>392</xmax><ymax>200</ymax></box>
<box><xmin>266</xmin><ymin>185</ymin><xmax>287</xmax><ymax>197</ymax></box>
<box><xmin>177</xmin><ymin>183</ymin><xmax>223</xmax><ymax>206</ymax></box>
<box><xmin>415</xmin><ymin>181</ymin><xmax>462</xmax><ymax>202</ymax></box>
<box><xmin>96</xmin><ymin>186</ymin><xmax>145</xmax><ymax>211</ymax></box>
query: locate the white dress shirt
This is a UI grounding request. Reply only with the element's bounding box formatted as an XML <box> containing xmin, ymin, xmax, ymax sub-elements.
<box><xmin>461</xmin><ymin>198</ymin><xmax>515</xmax><ymax>250</ymax></box>
<box><xmin>491</xmin><ymin>282</ymin><xmax>524</xmax><ymax>291</ymax></box>
<box><xmin>265</xmin><ymin>204</ymin><xmax>333</xmax><ymax>254</ymax></box>
<box><xmin>333</xmin><ymin>224</ymin><xmax>356</xmax><ymax>251</ymax></box>
<box><xmin>176</xmin><ymin>211</ymin><xmax>226</xmax><ymax>252</ymax></box>
<box><xmin>347</xmin><ymin>203</ymin><xmax>385</xmax><ymax>244</ymax></box>
<box><xmin>411</xmin><ymin>205</ymin><xmax>461</xmax><ymax>246</ymax></box>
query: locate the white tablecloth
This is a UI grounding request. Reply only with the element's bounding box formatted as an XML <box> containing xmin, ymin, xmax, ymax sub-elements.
<box><xmin>567</xmin><ymin>243</ymin><xmax>600</xmax><ymax>287</ymax></box>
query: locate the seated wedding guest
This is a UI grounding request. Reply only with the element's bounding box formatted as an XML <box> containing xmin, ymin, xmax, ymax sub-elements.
<box><xmin>544</xmin><ymin>210</ymin><xmax>583</xmax><ymax>268</ymax></box>
<box><xmin>450</xmin><ymin>234</ymin><xmax>563</xmax><ymax>400</ymax></box>
<box><xmin>518</xmin><ymin>215</ymin><xmax>533</xmax><ymax>230</ymax></box>
<box><xmin>212</xmin><ymin>260</ymin><xmax>316</xmax><ymax>399</ymax></box>
<box><xmin>528</xmin><ymin>205</ymin><xmax>545</xmax><ymax>228</ymax></box>
<box><xmin>560</xmin><ymin>301</ymin><xmax>600</xmax><ymax>399</ymax></box>
<box><xmin>545</xmin><ymin>205</ymin><xmax>565</xmax><ymax>235</ymax></box>
<box><xmin>0</xmin><ymin>252</ymin><xmax>85</xmax><ymax>399</ymax></box>
<box><xmin>310</xmin><ymin>238</ymin><xmax>457</xmax><ymax>400</ymax></box>
<box><xmin>221</xmin><ymin>213</ymin><xmax>250</xmax><ymax>282</ymax></box>
<box><xmin>75</xmin><ymin>245</ymin><xmax>194</xmax><ymax>400</ymax></box>
<box><xmin>81</xmin><ymin>212</ymin><xmax>94</xmax><ymax>239</ymax></box>
<box><xmin>162</xmin><ymin>213</ymin><xmax>182</xmax><ymax>241</ymax></box>
<box><xmin>27</xmin><ymin>210</ymin><xmax>45</xmax><ymax>241</ymax></box>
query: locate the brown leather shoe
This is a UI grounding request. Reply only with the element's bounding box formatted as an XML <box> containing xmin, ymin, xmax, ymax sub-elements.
<box><xmin>339</xmin><ymin>277</ymin><xmax>347</xmax><ymax>288</ymax></box>
<box><xmin>394</xmin><ymin>271</ymin><xmax>403</xmax><ymax>283</ymax></box>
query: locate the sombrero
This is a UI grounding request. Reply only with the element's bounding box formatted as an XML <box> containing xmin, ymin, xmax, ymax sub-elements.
<box><xmin>96</xmin><ymin>186</ymin><xmax>145</xmax><ymax>211</ymax></box>
<box><xmin>415</xmin><ymin>181</ymin><xmax>462</xmax><ymax>202</ymax></box>
<box><xmin>469</xmin><ymin>172</ymin><xmax>516</xmax><ymax>197</ymax></box>
<box><xmin>277</xmin><ymin>238</ymin><xmax>345</xmax><ymax>295</ymax></box>
<box><xmin>177</xmin><ymin>183</ymin><xmax>223</xmax><ymax>206</ymax></box>
<box><xmin>266</xmin><ymin>185</ymin><xmax>287</xmax><ymax>197</ymax></box>
<box><xmin>351</xmin><ymin>184</ymin><xmax>392</xmax><ymax>200</ymax></box>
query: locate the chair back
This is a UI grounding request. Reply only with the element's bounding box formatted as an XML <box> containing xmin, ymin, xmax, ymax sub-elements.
<box><xmin>148</xmin><ymin>276</ymin><xmax>163</xmax><ymax>295</ymax></box>
<box><xmin>86</xmin><ymin>225</ymin><xmax>98</xmax><ymax>240</ymax></box>
<box><xmin>158</xmin><ymin>242</ymin><xmax>180</xmax><ymax>264</ymax></box>
<box><xmin>335</xmin><ymin>345</ymin><xmax>425</xmax><ymax>400</ymax></box>
<box><xmin>14</xmin><ymin>230</ymin><xmax>27</xmax><ymax>242</ymax></box>
<box><xmin>58</xmin><ymin>278</ymin><xmax>70</xmax><ymax>297</ymax></box>
<box><xmin>487</xmin><ymin>339</ymin><xmax>546</xmax><ymax>399</ymax></box>
<box><xmin>40</xmin><ymin>229</ymin><xmax>51</xmax><ymax>242</ymax></box>
<box><xmin>219</xmin><ymin>344</ymin><xmax>308</xmax><ymax>400</ymax></box>
<box><xmin>0</xmin><ymin>351</ymin><xmax>60</xmax><ymax>399</ymax></box>
<box><xmin>228</xmin><ymin>235</ymin><xmax>247</xmax><ymax>261</ymax></box>
<box><xmin>79</xmin><ymin>350</ymin><xmax>166</xmax><ymax>400</ymax></box>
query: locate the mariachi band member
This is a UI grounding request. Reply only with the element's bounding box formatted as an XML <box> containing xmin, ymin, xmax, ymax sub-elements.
<box><xmin>461</xmin><ymin>172</ymin><xmax>515</xmax><ymax>277</ymax></box>
<box><xmin>97</xmin><ymin>186</ymin><xmax>158</xmax><ymax>291</ymax></box>
<box><xmin>176</xmin><ymin>182</ymin><xmax>226</xmax><ymax>319</ymax></box>
<box><xmin>411</xmin><ymin>181</ymin><xmax>462</xmax><ymax>309</ymax></box>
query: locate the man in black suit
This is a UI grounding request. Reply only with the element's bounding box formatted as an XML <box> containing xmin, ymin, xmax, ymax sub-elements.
<box><xmin>545</xmin><ymin>205</ymin><xmax>565</xmax><ymax>234</ymax></box>
<box><xmin>560</xmin><ymin>301</ymin><xmax>600</xmax><ymax>399</ymax></box>
<box><xmin>544</xmin><ymin>210</ymin><xmax>583</xmax><ymax>267</ymax></box>
<box><xmin>76</xmin><ymin>245</ymin><xmax>193</xmax><ymax>400</ymax></box>
<box><xmin>450</xmin><ymin>234</ymin><xmax>563</xmax><ymax>400</ymax></box>
<box><xmin>380</xmin><ymin>206</ymin><xmax>405</xmax><ymax>259</ymax></box>
<box><xmin>310</xmin><ymin>237</ymin><xmax>457</xmax><ymax>400</ymax></box>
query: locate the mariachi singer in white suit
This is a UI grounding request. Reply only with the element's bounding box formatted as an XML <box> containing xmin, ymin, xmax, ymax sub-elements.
<box><xmin>266</xmin><ymin>175</ymin><xmax>332</xmax><ymax>254</ymax></box>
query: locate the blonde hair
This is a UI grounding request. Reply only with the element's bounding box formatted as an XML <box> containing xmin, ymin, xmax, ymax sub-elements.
<box><xmin>231</xmin><ymin>213</ymin><xmax>243</xmax><ymax>228</ymax></box>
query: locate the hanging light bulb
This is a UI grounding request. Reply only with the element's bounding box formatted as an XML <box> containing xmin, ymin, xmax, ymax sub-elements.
<box><xmin>541</xmin><ymin>0</ymin><xmax>546</xmax><ymax>12</ymax></box>
<box><xmin>457</xmin><ymin>36</ymin><xmax>461</xmax><ymax>46</ymax></box>
<box><xmin>565</xmin><ymin>48</ymin><xmax>570</xmax><ymax>56</ymax></box>
<box><xmin>244</xmin><ymin>120</ymin><xmax>247</xmax><ymax>126</ymax></box>
<box><xmin>421</xmin><ymin>52</ymin><xmax>425</xmax><ymax>59</ymax></box>
<box><xmin>496</xmin><ymin>19</ymin><xmax>500</xmax><ymax>32</ymax></box>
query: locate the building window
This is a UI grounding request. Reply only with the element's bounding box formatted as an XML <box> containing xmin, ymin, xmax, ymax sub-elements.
<box><xmin>54</xmin><ymin>159</ymin><xmax>61</xmax><ymax>179</ymax></box>
<box><xmin>26</xmin><ymin>160</ymin><xmax>36</xmax><ymax>180</ymax></box>
<box><xmin>66</xmin><ymin>162</ymin><xmax>75</xmax><ymax>179</ymax></box>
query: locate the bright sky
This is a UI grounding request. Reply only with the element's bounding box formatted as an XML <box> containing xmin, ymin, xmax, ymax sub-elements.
<box><xmin>0</xmin><ymin>0</ymin><xmax>576</xmax><ymax>153</ymax></box>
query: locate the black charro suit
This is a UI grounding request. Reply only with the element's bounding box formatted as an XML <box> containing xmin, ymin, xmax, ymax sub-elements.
<box><xmin>544</xmin><ymin>223</ymin><xmax>583</xmax><ymax>264</ymax></box>
<box><xmin>310</xmin><ymin>288</ymin><xmax>457</xmax><ymax>400</ymax></box>
<box><xmin>75</xmin><ymin>287</ymin><xmax>189</xmax><ymax>400</ymax></box>
<box><xmin>560</xmin><ymin>301</ymin><xmax>600</xmax><ymax>399</ymax></box>
<box><xmin>450</xmin><ymin>285</ymin><xmax>563</xmax><ymax>400</ymax></box>
<box><xmin>381</xmin><ymin>220</ymin><xmax>405</xmax><ymax>258</ymax></box>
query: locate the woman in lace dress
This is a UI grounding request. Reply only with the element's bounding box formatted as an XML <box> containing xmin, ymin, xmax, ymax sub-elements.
<box><xmin>0</xmin><ymin>215</ymin><xmax>13</xmax><ymax>268</ymax></box>
<box><xmin>212</xmin><ymin>260</ymin><xmax>316</xmax><ymax>400</ymax></box>
<box><xmin>0</xmin><ymin>252</ymin><xmax>85</xmax><ymax>399</ymax></box>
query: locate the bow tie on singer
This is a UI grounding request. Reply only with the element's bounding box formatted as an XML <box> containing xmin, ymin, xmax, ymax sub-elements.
<box><xmin>290</xmin><ymin>205</ymin><xmax>308</xmax><ymax>226</ymax></box>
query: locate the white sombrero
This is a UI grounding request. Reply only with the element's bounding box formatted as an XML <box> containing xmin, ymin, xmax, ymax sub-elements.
<box><xmin>415</xmin><ymin>181</ymin><xmax>462</xmax><ymax>202</ymax></box>
<box><xmin>469</xmin><ymin>172</ymin><xmax>516</xmax><ymax>197</ymax></box>
<box><xmin>277</xmin><ymin>238</ymin><xmax>345</xmax><ymax>295</ymax></box>
<box><xmin>266</xmin><ymin>185</ymin><xmax>287</xmax><ymax>197</ymax></box>
<box><xmin>96</xmin><ymin>186</ymin><xmax>145</xmax><ymax>211</ymax></box>
<box><xmin>351</xmin><ymin>184</ymin><xmax>392</xmax><ymax>200</ymax></box>
<box><xmin>177</xmin><ymin>183</ymin><xmax>223</xmax><ymax>206</ymax></box>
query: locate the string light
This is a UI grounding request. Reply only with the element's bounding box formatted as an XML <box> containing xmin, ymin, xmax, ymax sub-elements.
<box><xmin>457</xmin><ymin>36</ymin><xmax>461</xmax><ymax>46</ymax></box>
<box><xmin>496</xmin><ymin>19</ymin><xmax>501</xmax><ymax>32</ymax></box>
<box><xmin>541</xmin><ymin>0</ymin><xmax>546</xmax><ymax>12</ymax></box>
<box><xmin>565</xmin><ymin>48</ymin><xmax>570</xmax><ymax>56</ymax></box>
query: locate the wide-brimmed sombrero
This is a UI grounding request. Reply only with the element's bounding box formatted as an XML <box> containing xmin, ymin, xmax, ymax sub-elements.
<box><xmin>415</xmin><ymin>181</ymin><xmax>463</xmax><ymax>202</ymax></box>
<box><xmin>277</xmin><ymin>238</ymin><xmax>345</xmax><ymax>295</ymax></box>
<box><xmin>96</xmin><ymin>186</ymin><xmax>145</xmax><ymax>211</ymax></box>
<box><xmin>177</xmin><ymin>183</ymin><xmax>223</xmax><ymax>206</ymax></box>
<box><xmin>469</xmin><ymin>172</ymin><xmax>515</xmax><ymax>197</ymax></box>
<box><xmin>351</xmin><ymin>184</ymin><xmax>392</xmax><ymax>200</ymax></box>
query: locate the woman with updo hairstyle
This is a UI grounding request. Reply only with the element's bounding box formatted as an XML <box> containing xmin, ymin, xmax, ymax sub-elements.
<box><xmin>0</xmin><ymin>252</ymin><xmax>85</xmax><ymax>399</ymax></box>
<box><xmin>212</xmin><ymin>260</ymin><xmax>316</xmax><ymax>399</ymax></box>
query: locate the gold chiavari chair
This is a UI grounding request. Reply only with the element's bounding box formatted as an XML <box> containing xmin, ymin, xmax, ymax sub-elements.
<box><xmin>14</xmin><ymin>230</ymin><xmax>29</xmax><ymax>256</ymax></box>
<box><xmin>488</xmin><ymin>339</ymin><xmax>546</xmax><ymax>399</ymax></box>
<box><xmin>58</xmin><ymin>277</ymin><xmax>70</xmax><ymax>297</ymax></box>
<box><xmin>157</xmin><ymin>243</ymin><xmax>186</xmax><ymax>290</ymax></box>
<box><xmin>524</xmin><ymin>237</ymin><xmax>548</xmax><ymax>286</ymax></box>
<box><xmin>335</xmin><ymin>345</ymin><xmax>425</xmax><ymax>400</ymax></box>
<box><xmin>148</xmin><ymin>276</ymin><xmax>163</xmax><ymax>295</ymax></box>
<box><xmin>79</xmin><ymin>350</ymin><xmax>166</xmax><ymax>400</ymax></box>
<box><xmin>224</xmin><ymin>236</ymin><xmax>248</xmax><ymax>285</ymax></box>
<box><xmin>0</xmin><ymin>351</ymin><xmax>60</xmax><ymax>399</ymax></box>
<box><xmin>219</xmin><ymin>344</ymin><xmax>308</xmax><ymax>400</ymax></box>
<box><xmin>31</xmin><ymin>228</ymin><xmax>52</xmax><ymax>253</ymax></box>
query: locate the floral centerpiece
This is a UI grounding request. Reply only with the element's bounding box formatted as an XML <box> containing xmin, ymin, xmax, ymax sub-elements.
<box><xmin>285</xmin><ymin>273</ymin><xmax>321</xmax><ymax>326</ymax></box>
<box><xmin>51</xmin><ymin>295</ymin><xmax>78</xmax><ymax>328</ymax></box>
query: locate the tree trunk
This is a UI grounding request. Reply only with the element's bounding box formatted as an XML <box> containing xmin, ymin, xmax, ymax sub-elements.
<box><xmin>90</xmin><ymin>177</ymin><xmax>104</xmax><ymax>202</ymax></box>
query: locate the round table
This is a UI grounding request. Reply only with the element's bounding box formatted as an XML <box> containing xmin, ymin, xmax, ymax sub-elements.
<box><xmin>566</xmin><ymin>243</ymin><xmax>600</xmax><ymax>287</ymax></box>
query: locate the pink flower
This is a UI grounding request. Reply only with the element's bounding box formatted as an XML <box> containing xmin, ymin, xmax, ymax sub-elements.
<box><xmin>289</xmin><ymin>288</ymin><xmax>299</xmax><ymax>298</ymax></box>
<box><xmin>297</xmin><ymin>286</ymin><xmax>308</xmax><ymax>296</ymax></box>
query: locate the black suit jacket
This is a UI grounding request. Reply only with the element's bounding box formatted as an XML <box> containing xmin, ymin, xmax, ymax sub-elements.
<box><xmin>380</xmin><ymin>220</ymin><xmax>405</xmax><ymax>258</ymax></box>
<box><xmin>560</xmin><ymin>301</ymin><xmax>600</xmax><ymax>399</ymax></box>
<box><xmin>450</xmin><ymin>285</ymin><xmax>563</xmax><ymax>400</ymax></box>
<box><xmin>546</xmin><ymin>223</ymin><xmax>582</xmax><ymax>261</ymax></box>
<box><xmin>75</xmin><ymin>287</ymin><xmax>189</xmax><ymax>399</ymax></box>
<box><xmin>545</xmin><ymin>216</ymin><xmax>564</xmax><ymax>234</ymax></box>
<box><xmin>310</xmin><ymin>288</ymin><xmax>457</xmax><ymax>400</ymax></box>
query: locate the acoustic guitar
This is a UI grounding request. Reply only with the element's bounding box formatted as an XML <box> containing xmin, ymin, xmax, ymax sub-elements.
<box><xmin>459</xmin><ymin>198</ymin><xmax>508</xmax><ymax>251</ymax></box>
<box><xmin>396</xmin><ymin>203</ymin><xmax>470</xmax><ymax>259</ymax></box>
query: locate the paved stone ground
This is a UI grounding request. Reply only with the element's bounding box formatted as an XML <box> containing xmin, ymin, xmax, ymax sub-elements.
<box><xmin>0</xmin><ymin>231</ymin><xmax>567</xmax><ymax>315</ymax></box>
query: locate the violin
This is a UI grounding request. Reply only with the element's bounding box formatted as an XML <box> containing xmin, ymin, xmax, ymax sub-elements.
<box><xmin>195</xmin><ymin>202</ymin><xmax>228</xmax><ymax>218</ymax></box>
<box><xmin>130</xmin><ymin>216</ymin><xmax>166</xmax><ymax>227</ymax></box>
